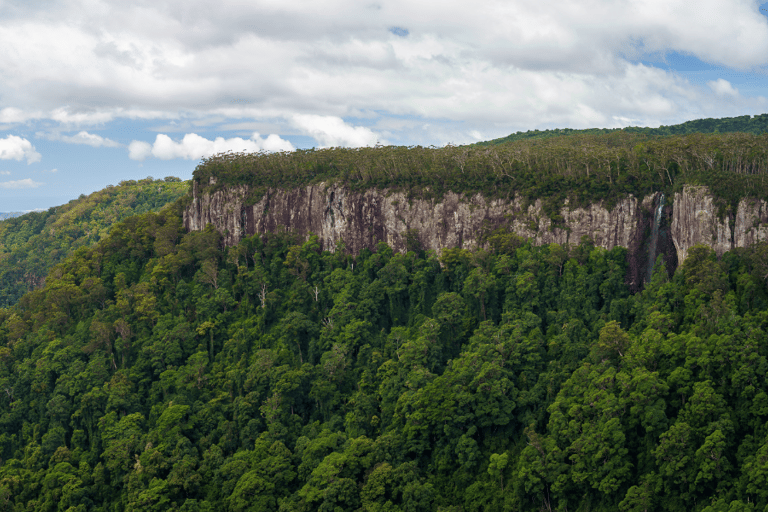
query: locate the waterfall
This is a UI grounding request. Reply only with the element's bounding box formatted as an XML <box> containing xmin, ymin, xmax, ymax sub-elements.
<box><xmin>646</xmin><ymin>193</ymin><xmax>664</xmax><ymax>282</ymax></box>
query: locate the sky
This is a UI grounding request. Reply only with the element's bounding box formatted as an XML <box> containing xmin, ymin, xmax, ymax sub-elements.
<box><xmin>1</xmin><ymin>0</ymin><xmax>768</xmax><ymax>211</ymax></box>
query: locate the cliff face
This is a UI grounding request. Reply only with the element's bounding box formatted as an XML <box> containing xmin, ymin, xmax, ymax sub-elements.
<box><xmin>185</xmin><ymin>180</ymin><xmax>651</xmax><ymax>250</ymax></box>
<box><xmin>670</xmin><ymin>187</ymin><xmax>768</xmax><ymax>263</ymax></box>
<box><xmin>183</xmin><ymin>181</ymin><xmax>768</xmax><ymax>281</ymax></box>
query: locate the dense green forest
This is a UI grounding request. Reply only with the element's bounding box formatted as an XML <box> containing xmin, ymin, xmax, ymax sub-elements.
<box><xmin>1</xmin><ymin>197</ymin><xmax>768</xmax><ymax>511</ymax></box>
<box><xmin>0</xmin><ymin>177</ymin><xmax>188</xmax><ymax>307</ymax></box>
<box><xmin>475</xmin><ymin>113</ymin><xmax>768</xmax><ymax>146</ymax></box>
<box><xmin>194</xmin><ymin>131</ymin><xmax>768</xmax><ymax>223</ymax></box>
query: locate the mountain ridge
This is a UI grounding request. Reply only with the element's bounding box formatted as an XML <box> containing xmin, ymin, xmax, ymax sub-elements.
<box><xmin>0</xmin><ymin>177</ymin><xmax>188</xmax><ymax>306</ymax></box>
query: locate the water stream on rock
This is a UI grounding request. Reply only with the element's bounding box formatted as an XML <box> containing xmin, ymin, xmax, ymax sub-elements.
<box><xmin>646</xmin><ymin>193</ymin><xmax>664</xmax><ymax>282</ymax></box>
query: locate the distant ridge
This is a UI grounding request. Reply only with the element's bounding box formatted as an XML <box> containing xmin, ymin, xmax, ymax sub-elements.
<box><xmin>474</xmin><ymin>113</ymin><xmax>768</xmax><ymax>146</ymax></box>
<box><xmin>0</xmin><ymin>176</ymin><xmax>188</xmax><ymax>306</ymax></box>
<box><xmin>0</xmin><ymin>212</ymin><xmax>25</xmax><ymax>221</ymax></box>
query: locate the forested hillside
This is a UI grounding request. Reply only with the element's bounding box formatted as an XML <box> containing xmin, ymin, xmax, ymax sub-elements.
<box><xmin>475</xmin><ymin>113</ymin><xmax>768</xmax><ymax>146</ymax></box>
<box><xmin>194</xmin><ymin>131</ymin><xmax>768</xmax><ymax>226</ymax></box>
<box><xmin>1</xmin><ymin>198</ymin><xmax>768</xmax><ymax>511</ymax></box>
<box><xmin>0</xmin><ymin>177</ymin><xmax>188</xmax><ymax>307</ymax></box>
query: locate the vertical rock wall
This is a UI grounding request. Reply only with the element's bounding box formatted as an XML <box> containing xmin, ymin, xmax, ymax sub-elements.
<box><xmin>184</xmin><ymin>182</ymin><xmax>656</xmax><ymax>256</ymax></box>
<box><xmin>183</xmin><ymin>181</ymin><xmax>768</xmax><ymax>274</ymax></box>
<box><xmin>671</xmin><ymin>186</ymin><xmax>768</xmax><ymax>264</ymax></box>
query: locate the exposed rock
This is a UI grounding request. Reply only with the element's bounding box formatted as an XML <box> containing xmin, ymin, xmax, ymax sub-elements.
<box><xmin>184</xmin><ymin>181</ymin><xmax>657</xmax><ymax>257</ymax></box>
<box><xmin>671</xmin><ymin>186</ymin><xmax>732</xmax><ymax>264</ymax></box>
<box><xmin>184</xmin><ymin>181</ymin><xmax>768</xmax><ymax>278</ymax></box>
<box><xmin>671</xmin><ymin>186</ymin><xmax>768</xmax><ymax>264</ymax></box>
<box><xmin>734</xmin><ymin>197</ymin><xmax>768</xmax><ymax>248</ymax></box>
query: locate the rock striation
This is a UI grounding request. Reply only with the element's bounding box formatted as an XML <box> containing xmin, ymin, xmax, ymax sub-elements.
<box><xmin>185</xmin><ymin>180</ymin><xmax>652</xmax><ymax>251</ymax></box>
<box><xmin>183</xmin><ymin>180</ymin><xmax>768</xmax><ymax>280</ymax></box>
<box><xmin>670</xmin><ymin>186</ymin><xmax>768</xmax><ymax>263</ymax></box>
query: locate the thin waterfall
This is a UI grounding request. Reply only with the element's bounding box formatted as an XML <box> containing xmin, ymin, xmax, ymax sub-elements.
<box><xmin>646</xmin><ymin>193</ymin><xmax>664</xmax><ymax>282</ymax></box>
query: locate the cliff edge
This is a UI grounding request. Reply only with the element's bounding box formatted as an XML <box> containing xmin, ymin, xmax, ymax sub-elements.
<box><xmin>184</xmin><ymin>181</ymin><xmax>768</xmax><ymax>284</ymax></box>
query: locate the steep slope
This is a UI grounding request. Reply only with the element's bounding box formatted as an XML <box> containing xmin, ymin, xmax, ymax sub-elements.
<box><xmin>184</xmin><ymin>131</ymin><xmax>768</xmax><ymax>289</ymax></box>
<box><xmin>2</xmin><ymin>200</ymin><xmax>768</xmax><ymax>510</ymax></box>
<box><xmin>0</xmin><ymin>177</ymin><xmax>188</xmax><ymax>306</ymax></box>
<box><xmin>185</xmin><ymin>181</ymin><xmax>665</xmax><ymax>290</ymax></box>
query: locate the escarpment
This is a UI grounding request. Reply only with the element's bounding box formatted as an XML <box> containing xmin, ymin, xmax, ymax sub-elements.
<box><xmin>184</xmin><ymin>180</ymin><xmax>647</xmax><ymax>252</ymax></box>
<box><xmin>183</xmin><ymin>180</ymin><xmax>768</xmax><ymax>285</ymax></box>
<box><xmin>670</xmin><ymin>186</ymin><xmax>768</xmax><ymax>263</ymax></box>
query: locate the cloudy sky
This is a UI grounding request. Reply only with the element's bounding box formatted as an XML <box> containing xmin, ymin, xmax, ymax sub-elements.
<box><xmin>1</xmin><ymin>0</ymin><xmax>768</xmax><ymax>211</ymax></box>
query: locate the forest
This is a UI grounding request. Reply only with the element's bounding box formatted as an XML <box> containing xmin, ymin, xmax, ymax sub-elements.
<box><xmin>0</xmin><ymin>177</ymin><xmax>187</xmax><ymax>307</ymax></box>
<box><xmin>474</xmin><ymin>113</ymin><xmax>768</xmax><ymax>146</ymax></box>
<box><xmin>193</xmin><ymin>130</ymin><xmax>768</xmax><ymax>227</ymax></box>
<box><xmin>2</xmin><ymin>114</ymin><xmax>768</xmax><ymax>511</ymax></box>
<box><xmin>1</xmin><ymin>194</ymin><xmax>768</xmax><ymax>511</ymax></box>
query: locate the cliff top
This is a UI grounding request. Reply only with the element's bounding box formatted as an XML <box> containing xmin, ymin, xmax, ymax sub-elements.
<box><xmin>192</xmin><ymin>131</ymin><xmax>768</xmax><ymax>219</ymax></box>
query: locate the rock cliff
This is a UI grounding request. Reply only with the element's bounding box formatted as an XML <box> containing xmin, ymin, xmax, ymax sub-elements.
<box><xmin>670</xmin><ymin>186</ymin><xmax>768</xmax><ymax>263</ymax></box>
<box><xmin>183</xmin><ymin>180</ymin><xmax>768</xmax><ymax>284</ymax></box>
<box><xmin>184</xmin><ymin>180</ymin><xmax>652</xmax><ymax>251</ymax></box>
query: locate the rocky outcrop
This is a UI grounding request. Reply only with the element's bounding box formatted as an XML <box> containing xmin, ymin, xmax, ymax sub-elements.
<box><xmin>734</xmin><ymin>198</ymin><xmax>768</xmax><ymax>248</ymax></box>
<box><xmin>184</xmin><ymin>180</ymin><xmax>656</xmax><ymax>252</ymax></box>
<box><xmin>670</xmin><ymin>186</ymin><xmax>732</xmax><ymax>264</ymax></box>
<box><xmin>671</xmin><ymin>187</ymin><xmax>768</xmax><ymax>263</ymax></box>
<box><xmin>184</xmin><ymin>181</ymin><xmax>768</xmax><ymax>280</ymax></box>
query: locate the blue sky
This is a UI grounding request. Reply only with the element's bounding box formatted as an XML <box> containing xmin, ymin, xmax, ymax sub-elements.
<box><xmin>1</xmin><ymin>0</ymin><xmax>768</xmax><ymax>211</ymax></box>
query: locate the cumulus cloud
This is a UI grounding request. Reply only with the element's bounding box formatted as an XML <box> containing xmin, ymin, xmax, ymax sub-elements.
<box><xmin>708</xmin><ymin>78</ymin><xmax>739</xmax><ymax>97</ymax></box>
<box><xmin>0</xmin><ymin>0</ymin><xmax>765</xmax><ymax>145</ymax></box>
<box><xmin>0</xmin><ymin>135</ymin><xmax>42</xmax><ymax>164</ymax></box>
<box><xmin>49</xmin><ymin>108</ymin><xmax>116</xmax><ymax>127</ymax></box>
<box><xmin>128</xmin><ymin>132</ymin><xmax>295</xmax><ymax>161</ymax></box>
<box><xmin>0</xmin><ymin>107</ymin><xmax>39</xmax><ymax>124</ymax></box>
<box><xmin>293</xmin><ymin>115</ymin><xmax>381</xmax><ymax>147</ymax></box>
<box><xmin>0</xmin><ymin>178</ymin><xmax>43</xmax><ymax>189</ymax></box>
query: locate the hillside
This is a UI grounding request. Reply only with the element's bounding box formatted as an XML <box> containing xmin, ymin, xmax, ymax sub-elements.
<box><xmin>0</xmin><ymin>213</ymin><xmax>26</xmax><ymax>222</ymax></box>
<box><xmin>3</xmin><ymin>115</ymin><xmax>768</xmax><ymax>510</ymax></box>
<box><xmin>0</xmin><ymin>177</ymin><xmax>188</xmax><ymax>307</ymax></box>
<box><xmin>186</xmin><ymin>130</ymin><xmax>768</xmax><ymax>298</ymax></box>
<box><xmin>474</xmin><ymin>113</ymin><xmax>768</xmax><ymax>146</ymax></box>
<box><xmin>0</xmin><ymin>201</ymin><xmax>767</xmax><ymax>510</ymax></box>
<box><xmin>192</xmin><ymin>131</ymin><xmax>768</xmax><ymax>219</ymax></box>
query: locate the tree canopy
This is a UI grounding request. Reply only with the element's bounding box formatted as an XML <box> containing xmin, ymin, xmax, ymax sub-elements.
<box><xmin>1</xmin><ymin>198</ymin><xmax>768</xmax><ymax>510</ymax></box>
<box><xmin>0</xmin><ymin>176</ymin><xmax>187</xmax><ymax>307</ymax></box>
<box><xmin>193</xmin><ymin>130</ymin><xmax>768</xmax><ymax>224</ymax></box>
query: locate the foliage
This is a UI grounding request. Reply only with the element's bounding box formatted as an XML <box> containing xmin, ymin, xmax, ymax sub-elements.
<box><xmin>193</xmin><ymin>130</ymin><xmax>768</xmax><ymax>223</ymax></box>
<box><xmin>475</xmin><ymin>113</ymin><xmax>768</xmax><ymax>145</ymax></box>
<box><xmin>0</xmin><ymin>176</ymin><xmax>188</xmax><ymax>307</ymax></box>
<box><xmin>1</xmin><ymin>197</ymin><xmax>768</xmax><ymax>510</ymax></box>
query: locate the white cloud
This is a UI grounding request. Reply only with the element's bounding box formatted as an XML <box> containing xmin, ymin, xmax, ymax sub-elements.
<box><xmin>0</xmin><ymin>135</ymin><xmax>42</xmax><ymax>164</ymax></box>
<box><xmin>128</xmin><ymin>132</ymin><xmax>295</xmax><ymax>161</ymax></box>
<box><xmin>708</xmin><ymin>78</ymin><xmax>739</xmax><ymax>97</ymax></box>
<box><xmin>0</xmin><ymin>171</ymin><xmax>10</xmax><ymax>175</ymax></box>
<box><xmin>0</xmin><ymin>0</ymin><xmax>765</xmax><ymax>146</ymax></box>
<box><xmin>0</xmin><ymin>107</ymin><xmax>42</xmax><ymax>124</ymax></box>
<box><xmin>0</xmin><ymin>178</ymin><xmax>43</xmax><ymax>189</ymax></box>
<box><xmin>62</xmin><ymin>131</ymin><xmax>121</xmax><ymax>147</ymax></box>
<box><xmin>293</xmin><ymin>115</ymin><xmax>381</xmax><ymax>148</ymax></box>
<box><xmin>40</xmin><ymin>130</ymin><xmax>122</xmax><ymax>147</ymax></box>
<box><xmin>49</xmin><ymin>108</ymin><xmax>116</xmax><ymax>127</ymax></box>
<box><xmin>128</xmin><ymin>140</ymin><xmax>152</xmax><ymax>161</ymax></box>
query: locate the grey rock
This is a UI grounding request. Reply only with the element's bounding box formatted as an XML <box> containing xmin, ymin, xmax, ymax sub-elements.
<box><xmin>184</xmin><ymin>181</ymin><xmax>768</xmax><ymax>269</ymax></box>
